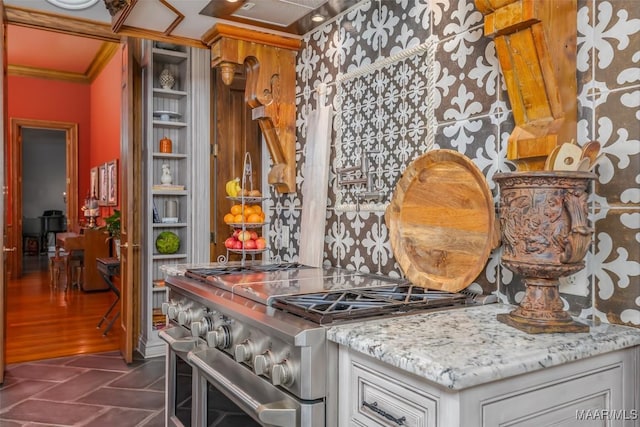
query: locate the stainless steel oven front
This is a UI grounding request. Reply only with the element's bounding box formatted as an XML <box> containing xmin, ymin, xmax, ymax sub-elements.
<box><xmin>188</xmin><ymin>347</ymin><xmax>325</xmax><ymax>427</ymax></box>
<box><xmin>160</xmin><ymin>326</ymin><xmax>201</xmax><ymax>427</ymax></box>
<box><xmin>160</xmin><ymin>326</ymin><xmax>325</xmax><ymax>427</ymax></box>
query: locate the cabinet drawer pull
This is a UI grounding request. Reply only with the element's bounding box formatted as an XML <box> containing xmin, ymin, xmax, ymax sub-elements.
<box><xmin>362</xmin><ymin>400</ymin><xmax>406</xmax><ymax>425</ymax></box>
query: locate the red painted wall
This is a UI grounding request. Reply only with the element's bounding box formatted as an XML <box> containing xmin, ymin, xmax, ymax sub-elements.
<box><xmin>90</xmin><ymin>49</ymin><xmax>122</xmax><ymax>219</ymax></box>
<box><xmin>7</xmin><ymin>50</ymin><xmax>122</xmax><ymax>226</ymax></box>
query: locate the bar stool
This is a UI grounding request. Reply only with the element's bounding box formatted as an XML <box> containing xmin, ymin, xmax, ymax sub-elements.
<box><xmin>49</xmin><ymin>252</ymin><xmax>65</xmax><ymax>289</ymax></box>
<box><xmin>65</xmin><ymin>250</ymin><xmax>84</xmax><ymax>291</ymax></box>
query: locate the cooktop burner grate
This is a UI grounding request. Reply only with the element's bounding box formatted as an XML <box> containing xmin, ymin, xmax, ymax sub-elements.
<box><xmin>185</xmin><ymin>262</ymin><xmax>310</xmax><ymax>281</ymax></box>
<box><xmin>271</xmin><ymin>284</ymin><xmax>468</xmax><ymax>324</ymax></box>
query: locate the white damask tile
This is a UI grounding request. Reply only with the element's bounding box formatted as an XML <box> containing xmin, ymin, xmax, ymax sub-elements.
<box><xmin>593</xmin><ymin>87</ymin><xmax>640</xmax><ymax>205</ymax></box>
<box><xmin>341</xmin><ymin>1</ymin><xmax>379</xmax><ymax>74</ymax></box>
<box><xmin>590</xmin><ymin>0</ymin><xmax>640</xmax><ymax>92</ymax></box>
<box><xmin>430</xmin><ymin>0</ymin><xmax>483</xmax><ymax>39</ymax></box>
<box><xmin>593</xmin><ymin>207</ymin><xmax>640</xmax><ymax>326</ymax></box>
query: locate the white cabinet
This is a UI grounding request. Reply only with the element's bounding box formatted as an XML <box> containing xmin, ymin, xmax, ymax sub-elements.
<box><xmin>138</xmin><ymin>41</ymin><xmax>210</xmax><ymax>358</ymax></box>
<box><xmin>338</xmin><ymin>346</ymin><xmax>639</xmax><ymax>427</ymax></box>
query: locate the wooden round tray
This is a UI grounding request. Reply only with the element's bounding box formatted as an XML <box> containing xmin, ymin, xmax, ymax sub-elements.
<box><xmin>385</xmin><ymin>150</ymin><xmax>498</xmax><ymax>292</ymax></box>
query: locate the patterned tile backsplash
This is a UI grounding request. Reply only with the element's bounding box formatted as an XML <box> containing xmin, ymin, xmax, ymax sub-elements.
<box><xmin>264</xmin><ymin>0</ymin><xmax>639</xmax><ymax>328</ymax></box>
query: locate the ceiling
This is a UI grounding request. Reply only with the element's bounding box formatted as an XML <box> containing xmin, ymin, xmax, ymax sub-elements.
<box><xmin>5</xmin><ymin>0</ymin><xmax>361</xmax><ymax>79</ymax></box>
<box><xmin>7</xmin><ymin>25</ymin><xmax>107</xmax><ymax>77</ymax></box>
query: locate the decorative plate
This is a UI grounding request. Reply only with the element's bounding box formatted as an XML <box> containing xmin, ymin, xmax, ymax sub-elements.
<box><xmin>385</xmin><ymin>149</ymin><xmax>498</xmax><ymax>292</ymax></box>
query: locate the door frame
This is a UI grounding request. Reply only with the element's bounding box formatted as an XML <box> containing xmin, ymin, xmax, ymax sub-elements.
<box><xmin>2</xmin><ymin>14</ymin><xmax>139</xmax><ymax>368</ymax></box>
<box><xmin>8</xmin><ymin>119</ymin><xmax>78</xmax><ymax>278</ymax></box>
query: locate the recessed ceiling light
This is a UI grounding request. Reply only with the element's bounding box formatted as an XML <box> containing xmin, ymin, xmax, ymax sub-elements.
<box><xmin>311</xmin><ymin>13</ymin><xmax>326</xmax><ymax>22</ymax></box>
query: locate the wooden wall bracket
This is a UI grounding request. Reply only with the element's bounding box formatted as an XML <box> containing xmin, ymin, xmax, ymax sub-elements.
<box><xmin>203</xmin><ymin>25</ymin><xmax>301</xmax><ymax>193</ymax></box>
<box><xmin>475</xmin><ymin>0</ymin><xmax>577</xmax><ymax>170</ymax></box>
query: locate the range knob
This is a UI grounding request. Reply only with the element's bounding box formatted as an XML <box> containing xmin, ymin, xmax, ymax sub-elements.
<box><xmin>234</xmin><ymin>340</ymin><xmax>254</xmax><ymax>363</ymax></box>
<box><xmin>161</xmin><ymin>302</ymin><xmax>171</xmax><ymax>316</ymax></box>
<box><xmin>271</xmin><ymin>361</ymin><xmax>294</xmax><ymax>387</ymax></box>
<box><xmin>167</xmin><ymin>304</ymin><xmax>180</xmax><ymax>320</ymax></box>
<box><xmin>253</xmin><ymin>351</ymin><xmax>274</xmax><ymax>376</ymax></box>
<box><xmin>190</xmin><ymin>317</ymin><xmax>212</xmax><ymax>338</ymax></box>
<box><xmin>178</xmin><ymin>307</ymin><xmax>204</xmax><ymax>326</ymax></box>
<box><xmin>206</xmin><ymin>325</ymin><xmax>231</xmax><ymax>349</ymax></box>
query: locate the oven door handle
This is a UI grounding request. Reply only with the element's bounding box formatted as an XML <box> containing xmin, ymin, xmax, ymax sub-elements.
<box><xmin>188</xmin><ymin>350</ymin><xmax>297</xmax><ymax>427</ymax></box>
<box><xmin>159</xmin><ymin>328</ymin><xmax>200</xmax><ymax>357</ymax></box>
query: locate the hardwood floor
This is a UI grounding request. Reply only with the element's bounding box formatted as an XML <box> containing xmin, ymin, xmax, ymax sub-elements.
<box><xmin>5</xmin><ymin>255</ymin><xmax>120</xmax><ymax>364</ymax></box>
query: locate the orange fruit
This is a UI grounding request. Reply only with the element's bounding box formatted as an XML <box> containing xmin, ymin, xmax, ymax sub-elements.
<box><xmin>230</xmin><ymin>204</ymin><xmax>243</xmax><ymax>216</ymax></box>
<box><xmin>247</xmin><ymin>213</ymin><xmax>262</xmax><ymax>223</ymax></box>
<box><xmin>223</xmin><ymin>213</ymin><xmax>234</xmax><ymax>224</ymax></box>
<box><xmin>251</xmin><ymin>205</ymin><xmax>262</xmax><ymax>213</ymax></box>
<box><xmin>233</xmin><ymin>213</ymin><xmax>244</xmax><ymax>223</ymax></box>
<box><xmin>244</xmin><ymin>206</ymin><xmax>255</xmax><ymax>216</ymax></box>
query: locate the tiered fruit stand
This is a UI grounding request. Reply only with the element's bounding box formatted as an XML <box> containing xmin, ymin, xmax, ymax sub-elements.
<box><xmin>220</xmin><ymin>153</ymin><xmax>267</xmax><ymax>264</ymax></box>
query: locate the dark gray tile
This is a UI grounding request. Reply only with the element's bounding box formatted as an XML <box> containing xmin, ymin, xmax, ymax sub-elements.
<box><xmin>0</xmin><ymin>380</ymin><xmax>56</xmax><ymax>410</ymax></box>
<box><xmin>83</xmin><ymin>407</ymin><xmax>154</xmax><ymax>427</ymax></box>
<box><xmin>0</xmin><ymin>399</ymin><xmax>102</xmax><ymax>425</ymax></box>
<box><xmin>34</xmin><ymin>369</ymin><xmax>122</xmax><ymax>401</ymax></box>
<box><xmin>31</xmin><ymin>355</ymin><xmax>81</xmax><ymax>366</ymax></box>
<box><xmin>110</xmin><ymin>359</ymin><xmax>165</xmax><ymax>389</ymax></box>
<box><xmin>5</xmin><ymin>364</ymin><xmax>86</xmax><ymax>382</ymax></box>
<box><xmin>78</xmin><ymin>387</ymin><xmax>164</xmax><ymax>410</ymax></box>
<box><xmin>148</xmin><ymin>376</ymin><xmax>165</xmax><ymax>392</ymax></box>
<box><xmin>66</xmin><ymin>355</ymin><xmax>140</xmax><ymax>371</ymax></box>
<box><xmin>139</xmin><ymin>410</ymin><xmax>165</xmax><ymax>427</ymax></box>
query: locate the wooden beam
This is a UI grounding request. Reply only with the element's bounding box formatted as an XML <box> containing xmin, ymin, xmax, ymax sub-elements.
<box><xmin>475</xmin><ymin>0</ymin><xmax>577</xmax><ymax>171</ymax></box>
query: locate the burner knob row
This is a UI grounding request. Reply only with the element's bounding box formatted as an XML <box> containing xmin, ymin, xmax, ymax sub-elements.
<box><xmin>162</xmin><ymin>300</ymin><xmax>191</xmax><ymax>321</ymax></box>
<box><xmin>178</xmin><ymin>307</ymin><xmax>204</xmax><ymax>326</ymax></box>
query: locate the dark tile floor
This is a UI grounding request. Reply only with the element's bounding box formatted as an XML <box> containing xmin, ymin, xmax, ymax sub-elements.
<box><xmin>0</xmin><ymin>351</ymin><xmax>166</xmax><ymax>426</ymax></box>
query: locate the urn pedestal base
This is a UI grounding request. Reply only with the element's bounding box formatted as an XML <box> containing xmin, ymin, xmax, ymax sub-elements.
<box><xmin>498</xmin><ymin>277</ymin><xmax>589</xmax><ymax>334</ymax></box>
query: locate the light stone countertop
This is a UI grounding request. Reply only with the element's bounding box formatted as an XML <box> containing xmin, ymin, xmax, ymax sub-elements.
<box><xmin>326</xmin><ymin>304</ymin><xmax>640</xmax><ymax>390</ymax></box>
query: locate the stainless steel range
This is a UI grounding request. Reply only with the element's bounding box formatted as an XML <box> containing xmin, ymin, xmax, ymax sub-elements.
<box><xmin>160</xmin><ymin>262</ymin><xmax>475</xmax><ymax>427</ymax></box>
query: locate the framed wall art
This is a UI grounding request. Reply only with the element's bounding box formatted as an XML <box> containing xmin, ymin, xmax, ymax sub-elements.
<box><xmin>98</xmin><ymin>163</ymin><xmax>108</xmax><ymax>206</ymax></box>
<box><xmin>107</xmin><ymin>159</ymin><xmax>118</xmax><ymax>206</ymax></box>
<box><xmin>90</xmin><ymin>166</ymin><xmax>99</xmax><ymax>199</ymax></box>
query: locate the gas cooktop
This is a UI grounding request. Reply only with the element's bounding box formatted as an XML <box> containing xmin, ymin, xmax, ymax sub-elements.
<box><xmin>182</xmin><ymin>263</ymin><xmax>470</xmax><ymax>324</ymax></box>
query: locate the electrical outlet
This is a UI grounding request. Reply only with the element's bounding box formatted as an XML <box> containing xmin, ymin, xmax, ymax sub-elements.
<box><xmin>281</xmin><ymin>226</ymin><xmax>290</xmax><ymax>249</ymax></box>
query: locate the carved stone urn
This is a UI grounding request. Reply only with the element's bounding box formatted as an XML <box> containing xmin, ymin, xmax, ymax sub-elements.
<box><xmin>494</xmin><ymin>171</ymin><xmax>595</xmax><ymax>333</ymax></box>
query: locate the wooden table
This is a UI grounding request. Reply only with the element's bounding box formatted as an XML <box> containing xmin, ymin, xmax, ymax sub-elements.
<box><xmin>56</xmin><ymin>229</ymin><xmax>110</xmax><ymax>291</ymax></box>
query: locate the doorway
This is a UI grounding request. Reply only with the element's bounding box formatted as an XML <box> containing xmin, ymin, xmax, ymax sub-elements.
<box><xmin>9</xmin><ymin>119</ymin><xmax>79</xmax><ymax>279</ymax></box>
<box><xmin>21</xmin><ymin>127</ymin><xmax>66</xmax><ymax>272</ymax></box>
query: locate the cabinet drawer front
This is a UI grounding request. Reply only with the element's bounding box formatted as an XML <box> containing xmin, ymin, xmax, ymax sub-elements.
<box><xmin>482</xmin><ymin>364</ymin><xmax>624</xmax><ymax>426</ymax></box>
<box><xmin>351</xmin><ymin>361</ymin><xmax>436</xmax><ymax>427</ymax></box>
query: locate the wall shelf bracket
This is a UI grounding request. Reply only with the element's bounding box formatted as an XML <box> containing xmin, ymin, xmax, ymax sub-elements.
<box><xmin>475</xmin><ymin>0</ymin><xmax>577</xmax><ymax>171</ymax></box>
<box><xmin>203</xmin><ymin>26</ymin><xmax>300</xmax><ymax>193</ymax></box>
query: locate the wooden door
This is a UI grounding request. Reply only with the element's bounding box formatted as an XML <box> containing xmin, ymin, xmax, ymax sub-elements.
<box><xmin>210</xmin><ymin>66</ymin><xmax>261</xmax><ymax>260</ymax></box>
<box><xmin>1</xmin><ymin>0</ymin><xmax>7</xmax><ymax>384</ymax></box>
<box><xmin>118</xmin><ymin>39</ymin><xmax>143</xmax><ymax>364</ymax></box>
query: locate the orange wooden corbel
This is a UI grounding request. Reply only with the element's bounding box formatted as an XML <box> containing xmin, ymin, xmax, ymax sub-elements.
<box><xmin>475</xmin><ymin>0</ymin><xmax>577</xmax><ymax>170</ymax></box>
<box><xmin>203</xmin><ymin>26</ymin><xmax>300</xmax><ymax>193</ymax></box>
